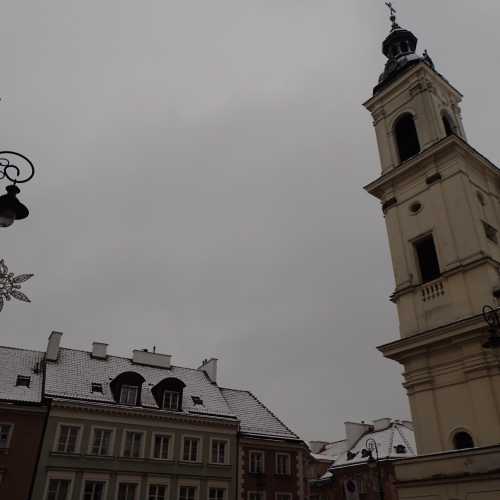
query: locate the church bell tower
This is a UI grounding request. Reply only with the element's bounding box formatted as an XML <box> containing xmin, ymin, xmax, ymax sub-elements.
<box><xmin>365</xmin><ymin>7</ymin><xmax>500</xmax><ymax>455</ymax></box>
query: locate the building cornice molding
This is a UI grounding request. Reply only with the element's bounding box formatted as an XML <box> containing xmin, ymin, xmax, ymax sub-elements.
<box><xmin>49</xmin><ymin>398</ymin><xmax>240</xmax><ymax>429</ymax></box>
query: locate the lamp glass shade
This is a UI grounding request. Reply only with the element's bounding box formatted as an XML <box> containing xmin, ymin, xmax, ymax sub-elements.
<box><xmin>0</xmin><ymin>209</ymin><xmax>15</xmax><ymax>227</ymax></box>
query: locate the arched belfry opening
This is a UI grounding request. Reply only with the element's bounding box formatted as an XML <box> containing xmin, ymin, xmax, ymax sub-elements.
<box><xmin>442</xmin><ymin>112</ymin><xmax>455</xmax><ymax>137</ymax></box>
<box><xmin>453</xmin><ymin>431</ymin><xmax>475</xmax><ymax>450</ymax></box>
<box><xmin>394</xmin><ymin>113</ymin><xmax>421</xmax><ymax>163</ymax></box>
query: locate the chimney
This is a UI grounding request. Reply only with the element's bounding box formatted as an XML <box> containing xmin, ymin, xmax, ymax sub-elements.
<box><xmin>91</xmin><ymin>342</ymin><xmax>108</xmax><ymax>360</ymax></box>
<box><xmin>344</xmin><ymin>421</ymin><xmax>373</xmax><ymax>449</ymax></box>
<box><xmin>198</xmin><ymin>358</ymin><xmax>218</xmax><ymax>384</ymax></box>
<box><xmin>132</xmin><ymin>349</ymin><xmax>171</xmax><ymax>369</ymax></box>
<box><xmin>46</xmin><ymin>331</ymin><xmax>63</xmax><ymax>362</ymax></box>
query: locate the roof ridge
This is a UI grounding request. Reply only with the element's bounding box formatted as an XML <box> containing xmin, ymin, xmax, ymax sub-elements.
<box><xmin>394</xmin><ymin>422</ymin><xmax>415</xmax><ymax>455</ymax></box>
<box><xmin>0</xmin><ymin>345</ymin><xmax>44</xmax><ymax>355</ymax></box>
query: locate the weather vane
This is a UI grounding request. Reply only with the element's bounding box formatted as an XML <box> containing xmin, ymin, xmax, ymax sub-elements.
<box><xmin>385</xmin><ymin>2</ymin><xmax>398</xmax><ymax>28</ymax></box>
<box><xmin>0</xmin><ymin>259</ymin><xmax>33</xmax><ymax>312</ymax></box>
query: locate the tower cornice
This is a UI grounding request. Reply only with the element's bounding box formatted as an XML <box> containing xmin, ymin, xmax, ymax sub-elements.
<box><xmin>364</xmin><ymin>134</ymin><xmax>500</xmax><ymax>200</ymax></box>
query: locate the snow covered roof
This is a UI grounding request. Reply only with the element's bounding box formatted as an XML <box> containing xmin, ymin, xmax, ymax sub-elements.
<box><xmin>331</xmin><ymin>419</ymin><xmax>416</xmax><ymax>468</ymax></box>
<box><xmin>0</xmin><ymin>338</ymin><xmax>303</xmax><ymax>442</ymax></box>
<box><xmin>0</xmin><ymin>346</ymin><xmax>44</xmax><ymax>403</ymax></box>
<box><xmin>221</xmin><ymin>387</ymin><xmax>301</xmax><ymax>441</ymax></box>
<box><xmin>45</xmin><ymin>348</ymin><xmax>236</xmax><ymax>419</ymax></box>
<box><xmin>310</xmin><ymin>439</ymin><xmax>347</xmax><ymax>463</ymax></box>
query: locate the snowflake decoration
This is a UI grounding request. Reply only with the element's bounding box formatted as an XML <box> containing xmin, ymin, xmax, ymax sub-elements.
<box><xmin>0</xmin><ymin>259</ymin><xmax>33</xmax><ymax>312</ymax></box>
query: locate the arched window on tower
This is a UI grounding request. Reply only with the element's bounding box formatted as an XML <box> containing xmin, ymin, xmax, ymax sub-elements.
<box><xmin>442</xmin><ymin>112</ymin><xmax>455</xmax><ymax>137</ymax></box>
<box><xmin>394</xmin><ymin>113</ymin><xmax>421</xmax><ymax>163</ymax></box>
<box><xmin>453</xmin><ymin>431</ymin><xmax>474</xmax><ymax>450</ymax></box>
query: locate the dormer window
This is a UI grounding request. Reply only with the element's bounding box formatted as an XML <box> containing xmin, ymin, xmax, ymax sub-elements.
<box><xmin>110</xmin><ymin>372</ymin><xmax>145</xmax><ymax>406</ymax></box>
<box><xmin>162</xmin><ymin>390</ymin><xmax>181</xmax><ymax>410</ymax></box>
<box><xmin>192</xmin><ymin>396</ymin><xmax>203</xmax><ymax>406</ymax></box>
<box><xmin>152</xmin><ymin>377</ymin><xmax>186</xmax><ymax>411</ymax></box>
<box><xmin>120</xmin><ymin>385</ymin><xmax>139</xmax><ymax>405</ymax></box>
<box><xmin>394</xmin><ymin>444</ymin><xmax>407</xmax><ymax>454</ymax></box>
<box><xmin>91</xmin><ymin>383</ymin><xmax>103</xmax><ymax>393</ymax></box>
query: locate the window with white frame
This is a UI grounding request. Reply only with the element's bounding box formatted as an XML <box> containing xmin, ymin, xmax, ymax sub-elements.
<box><xmin>210</xmin><ymin>439</ymin><xmax>228</xmax><ymax>464</ymax></box>
<box><xmin>89</xmin><ymin>428</ymin><xmax>113</xmax><ymax>456</ymax></box>
<box><xmin>249</xmin><ymin>451</ymin><xmax>264</xmax><ymax>473</ymax></box>
<box><xmin>182</xmin><ymin>436</ymin><xmax>200</xmax><ymax>462</ymax></box>
<box><xmin>45</xmin><ymin>478</ymin><xmax>71</xmax><ymax>500</ymax></box>
<box><xmin>179</xmin><ymin>485</ymin><xmax>197</xmax><ymax>500</ymax></box>
<box><xmin>162</xmin><ymin>390</ymin><xmax>181</xmax><ymax>410</ymax></box>
<box><xmin>148</xmin><ymin>484</ymin><xmax>168</xmax><ymax>500</ymax></box>
<box><xmin>208</xmin><ymin>487</ymin><xmax>226</xmax><ymax>500</ymax></box>
<box><xmin>248</xmin><ymin>492</ymin><xmax>265</xmax><ymax>500</ymax></box>
<box><xmin>56</xmin><ymin>425</ymin><xmax>80</xmax><ymax>453</ymax></box>
<box><xmin>82</xmin><ymin>480</ymin><xmax>106</xmax><ymax>500</ymax></box>
<box><xmin>276</xmin><ymin>494</ymin><xmax>292</xmax><ymax>500</ymax></box>
<box><xmin>117</xmin><ymin>482</ymin><xmax>138</xmax><ymax>500</ymax></box>
<box><xmin>120</xmin><ymin>385</ymin><xmax>139</xmax><ymax>405</ymax></box>
<box><xmin>0</xmin><ymin>423</ymin><xmax>13</xmax><ymax>449</ymax></box>
<box><xmin>152</xmin><ymin>433</ymin><xmax>172</xmax><ymax>460</ymax></box>
<box><xmin>275</xmin><ymin>453</ymin><xmax>291</xmax><ymax>475</ymax></box>
<box><xmin>122</xmin><ymin>431</ymin><xmax>144</xmax><ymax>458</ymax></box>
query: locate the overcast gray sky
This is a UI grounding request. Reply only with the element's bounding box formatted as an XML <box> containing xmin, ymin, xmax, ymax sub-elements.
<box><xmin>1</xmin><ymin>1</ymin><xmax>499</xmax><ymax>441</ymax></box>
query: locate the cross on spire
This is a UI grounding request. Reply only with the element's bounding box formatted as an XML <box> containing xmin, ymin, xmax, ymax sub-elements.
<box><xmin>385</xmin><ymin>2</ymin><xmax>398</xmax><ymax>28</ymax></box>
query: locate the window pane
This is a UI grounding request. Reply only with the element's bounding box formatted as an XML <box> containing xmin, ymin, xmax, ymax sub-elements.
<box><xmin>120</xmin><ymin>385</ymin><xmax>139</xmax><ymax>405</ymax></box>
<box><xmin>124</xmin><ymin>431</ymin><xmax>142</xmax><ymax>457</ymax></box>
<box><xmin>47</xmin><ymin>479</ymin><xmax>71</xmax><ymax>500</ymax></box>
<box><xmin>83</xmin><ymin>481</ymin><xmax>105</xmax><ymax>500</ymax></box>
<box><xmin>154</xmin><ymin>434</ymin><xmax>170</xmax><ymax>459</ymax></box>
<box><xmin>148</xmin><ymin>484</ymin><xmax>167</xmax><ymax>500</ymax></box>
<box><xmin>0</xmin><ymin>424</ymin><xmax>12</xmax><ymax>448</ymax></box>
<box><xmin>118</xmin><ymin>483</ymin><xmax>137</xmax><ymax>500</ymax></box>
<box><xmin>183</xmin><ymin>438</ymin><xmax>199</xmax><ymax>461</ymax></box>
<box><xmin>57</xmin><ymin>426</ymin><xmax>79</xmax><ymax>453</ymax></box>
<box><xmin>208</xmin><ymin>487</ymin><xmax>225</xmax><ymax>500</ymax></box>
<box><xmin>179</xmin><ymin>486</ymin><xmax>196</xmax><ymax>500</ymax></box>
<box><xmin>415</xmin><ymin>236</ymin><xmax>441</xmax><ymax>283</ymax></box>
<box><xmin>163</xmin><ymin>390</ymin><xmax>180</xmax><ymax>410</ymax></box>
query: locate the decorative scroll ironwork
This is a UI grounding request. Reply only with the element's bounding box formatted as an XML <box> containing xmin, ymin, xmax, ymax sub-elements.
<box><xmin>482</xmin><ymin>305</ymin><xmax>500</xmax><ymax>349</ymax></box>
<box><xmin>0</xmin><ymin>151</ymin><xmax>35</xmax><ymax>184</ymax></box>
<box><xmin>0</xmin><ymin>259</ymin><xmax>33</xmax><ymax>312</ymax></box>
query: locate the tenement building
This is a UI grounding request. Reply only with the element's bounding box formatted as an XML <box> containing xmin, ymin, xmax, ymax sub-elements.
<box><xmin>0</xmin><ymin>346</ymin><xmax>47</xmax><ymax>500</ymax></box>
<box><xmin>1</xmin><ymin>332</ymin><xmax>306</xmax><ymax>500</ymax></box>
<box><xmin>364</xmin><ymin>7</ymin><xmax>500</xmax><ymax>500</ymax></box>
<box><xmin>308</xmin><ymin>419</ymin><xmax>416</xmax><ymax>500</ymax></box>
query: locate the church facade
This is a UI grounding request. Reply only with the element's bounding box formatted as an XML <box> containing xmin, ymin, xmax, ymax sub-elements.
<box><xmin>364</xmin><ymin>7</ymin><xmax>500</xmax><ymax>499</ymax></box>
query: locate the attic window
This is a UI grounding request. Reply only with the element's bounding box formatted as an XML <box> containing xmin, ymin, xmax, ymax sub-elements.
<box><xmin>394</xmin><ymin>444</ymin><xmax>407</xmax><ymax>454</ymax></box>
<box><xmin>346</xmin><ymin>451</ymin><xmax>357</xmax><ymax>461</ymax></box>
<box><xmin>16</xmin><ymin>375</ymin><xmax>31</xmax><ymax>387</ymax></box>
<box><xmin>91</xmin><ymin>383</ymin><xmax>103</xmax><ymax>393</ymax></box>
<box><xmin>192</xmin><ymin>396</ymin><xmax>203</xmax><ymax>405</ymax></box>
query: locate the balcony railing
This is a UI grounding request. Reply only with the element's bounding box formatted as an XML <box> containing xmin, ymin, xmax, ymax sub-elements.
<box><xmin>421</xmin><ymin>279</ymin><xmax>445</xmax><ymax>302</ymax></box>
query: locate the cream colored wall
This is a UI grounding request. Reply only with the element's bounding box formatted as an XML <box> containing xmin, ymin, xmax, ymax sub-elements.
<box><xmin>365</xmin><ymin>61</ymin><xmax>500</xmax><ymax>457</ymax></box>
<box><xmin>394</xmin><ymin>446</ymin><xmax>500</xmax><ymax>500</ymax></box>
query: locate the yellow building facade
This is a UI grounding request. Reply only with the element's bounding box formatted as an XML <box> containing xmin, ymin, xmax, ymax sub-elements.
<box><xmin>364</xmin><ymin>9</ymin><xmax>500</xmax><ymax>500</ymax></box>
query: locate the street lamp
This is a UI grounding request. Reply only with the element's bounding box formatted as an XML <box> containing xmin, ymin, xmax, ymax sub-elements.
<box><xmin>361</xmin><ymin>438</ymin><xmax>384</xmax><ymax>500</ymax></box>
<box><xmin>0</xmin><ymin>151</ymin><xmax>35</xmax><ymax>228</ymax></box>
<box><xmin>482</xmin><ymin>305</ymin><xmax>500</xmax><ymax>349</ymax></box>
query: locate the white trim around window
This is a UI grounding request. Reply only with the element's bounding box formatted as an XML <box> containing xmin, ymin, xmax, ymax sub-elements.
<box><xmin>80</xmin><ymin>473</ymin><xmax>110</xmax><ymax>500</ymax></box>
<box><xmin>207</xmin><ymin>481</ymin><xmax>229</xmax><ymax>500</ymax></box>
<box><xmin>275</xmin><ymin>452</ymin><xmax>291</xmax><ymax>475</ymax></box>
<box><xmin>150</xmin><ymin>431</ymin><xmax>174</xmax><ymax>460</ymax></box>
<box><xmin>147</xmin><ymin>477</ymin><xmax>170</xmax><ymax>500</ymax></box>
<box><xmin>43</xmin><ymin>471</ymin><xmax>75</xmax><ymax>500</ymax></box>
<box><xmin>115</xmin><ymin>475</ymin><xmax>141</xmax><ymax>500</ymax></box>
<box><xmin>53</xmin><ymin>423</ymin><xmax>83</xmax><ymax>454</ymax></box>
<box><xmin>181</xmin><ymin>434</ymin><xmax>202</xmax><ymax>463</ymax></box>
<box><xmin>248</xmin><ymin>450</ymin><xmax>265</xmax><ymax>473</ymax></box>
<box><xmin>209</xmin><ymin>437</ymin><xmax>230</xmax><ymax>465</ymax></box>
<box><xmin>87</xmin><ymin>426</ymin><xmax>116</xmax><ymax>457</ymax></box>
<box><xmin>177</xmin><ymin>479</ymin><xmax>200</xmax><ymax>500</ymax></box>
<box><xmin>120</xmin><ymin>429</ymin><xmax>146</xmax><ymax>459</ymax></box>
<box><xmin>0</xmin><ymin>422</ymin><xmax>14</xmax><ymax>449</ymax></box>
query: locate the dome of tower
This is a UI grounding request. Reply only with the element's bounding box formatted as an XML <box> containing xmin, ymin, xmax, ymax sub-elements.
<box><xmin>374</xmin><ymin>20</ymin><xmax>435</xmax><ymax>95</ymax></box>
